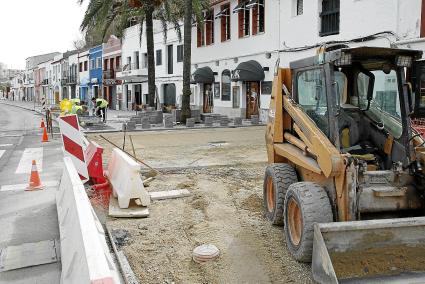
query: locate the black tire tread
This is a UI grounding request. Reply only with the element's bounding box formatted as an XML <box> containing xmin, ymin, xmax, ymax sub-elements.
<box><xmin>284</xmin><ymin>182</ymin><xmax>333</xmax><ymax>262</ymax></box>
<box><xmin>263</xmin><ymin>163</ymin><xmax>298</xmax><ymax>225</ymax></box>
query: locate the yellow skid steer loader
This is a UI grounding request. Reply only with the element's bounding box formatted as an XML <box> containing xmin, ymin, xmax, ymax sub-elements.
<box><xmin>263</xmin><ymin>46</ymin><xmax>425</xmax><ymax>283</ymax></box>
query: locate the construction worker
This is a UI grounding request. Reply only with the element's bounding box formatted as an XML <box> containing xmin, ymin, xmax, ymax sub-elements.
<box><xmin>91</xmin><ymin>97</ymin><xmax>108</xmax><ymax>122</ymax></box>
<box><xmin>70</xmin><ymin>98</ymin><xmax>83</xmax><ymax>115</ymax></box>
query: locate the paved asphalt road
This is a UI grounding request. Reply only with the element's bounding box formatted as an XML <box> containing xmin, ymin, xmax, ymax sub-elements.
<box><xmin>0</xmin><ymin>103</ymin><xmax>63</xmax><ymax>284</ymax></box>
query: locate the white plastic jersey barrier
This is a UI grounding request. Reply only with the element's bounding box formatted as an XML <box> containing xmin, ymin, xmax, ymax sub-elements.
<box><xmin>57</xmin><ymin>157</ymin><xmax>121</xmax><ymax>284</ymax></box>
<box><xmin>106</xmin><ymin>148</ymin><xmax>150</xmax><ymax>208</ymax></box>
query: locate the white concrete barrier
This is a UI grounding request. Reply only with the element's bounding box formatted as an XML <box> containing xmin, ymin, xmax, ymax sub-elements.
<box><xmin>57</xmin><ymin>157</ymin><xmax>121</xmax><ymax>284</ymax></box>
<box><xmin>106</xmin><ymin>148</ymin><xmax>150</xmax><ymax>208</ymax></box>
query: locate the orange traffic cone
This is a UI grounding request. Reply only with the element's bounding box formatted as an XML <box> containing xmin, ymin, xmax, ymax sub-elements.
<box><xmin>40</xmin><ymin>118</ymin><xmax>45</xmax><ymax>128</ymax></box>
<box><xmin>42</xmin><ymin>126</ymin><xmax>49</xmax><ymax>142</ymax></box>
<box><xmin>26</xmin><ymin>160</ymin><xmax>43</xmax><ymax>191</ymax></box>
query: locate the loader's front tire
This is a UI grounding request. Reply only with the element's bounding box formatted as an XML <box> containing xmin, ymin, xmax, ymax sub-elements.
<box><xmin>263</xmin><ymin>163</ymin><xmax>298</xmax><ymax>225</ymax></box>
<box><xmin>284</xmin><ymin>182</ymin><xmax>333</xmax><ymax>262</ymax></box>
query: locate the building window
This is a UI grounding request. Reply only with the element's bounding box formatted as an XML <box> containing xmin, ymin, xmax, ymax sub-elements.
<box><xmin>116</xmin><ymin>56</ymin><xmax>121</xmax><ymax>69</ymax></box>
<box><xmin>156</xmin><ymin>49</ymin><xmax>162</xmax><ymax>66</ymax></box>
<box><xmin>320</xmin><ymin>0</ymin><xmax>340</xmax><ymax>36</ymax></box>
<box><xmin>96</xmin><ymin>57</ymin><xmax>102</xmax><ymax>69</ymax></box>
<box><xmin>177</xmin><ymin>45</ymin><xmax>183</xmax><ymax>62</ymax></box>
<box><xmin>220</xmin><ymin>4</ymin><xmax>231</xmax><ymax>42</ymax></box>
<box><xmin>79</xmin><ymin>62</ymin><xmax>83</xmax><ymax>72</ymax></box>
<box><xmin>296</xmin><ymin>0</ymin><xmax>303</xmax><ymax>15</ymax></box>
<box><xmin>167</xmin><ymin>45</ymin><xmax>173</xmax><ymax>74</ymax></box>
<box><xmin>197</xmin><ymin>11</ymin><xmax>214</xmax><ymax>47</ymax></box>
<box><xmin>142</xmin><ymin>53</ymin><xmax>148</xmax><ymax>68</ymax></box>
<box><xmin>205</xmin><ymin>11</ymin><xmax>214</xmax><ymax>45</ymax></box>
<box><xmin>84</xmin><ymin>61</ymin><xmax>88</xmax><ymax>71</ymax></box>
<box><xmin>197</xmin><ymin>26</ymin><xmax>205</xmax><ymax>47</ymax></box>
<box><xmin>110</xmin><ymin>58</ymin><xmax>115</xmax><ymax>70</ymax></box>
<box><xmin>104</xmin><ymin>58</ymin><xmax>108</xmax><ymax>70</ymax></box>
<box><xmin>221</xmin><ymin>69</ymin><xmax>231</xmax><ymax>101</ymax></box>
<box><xmin>252</xmin><ymin>0</ymin><xmax>265</xmax><ymax>35</ymax></box>
<box><xmin>90</xmin><ymin>59</ymin><xmax>95</xmax><ymax>70</ymax></box>
<box><xmin>238</xmin><ymin>0</ymin><xmax>250</xmax><ymax>38</ymax></box>
<box><xmin>134</xmin><ymin>51</ymin><xmax>140</xmax><ymax>69</ymax></box>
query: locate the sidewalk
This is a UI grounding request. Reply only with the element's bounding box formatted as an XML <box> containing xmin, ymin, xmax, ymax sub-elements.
<box><xmin>0</xmin><ymin>99</ymin><xmax>135</xmax><ymax>122</ymax></box>
<box><xmin>1</xmin><ymin>99</ymin><xmax>265</xmax><ymax>134</ymax></box>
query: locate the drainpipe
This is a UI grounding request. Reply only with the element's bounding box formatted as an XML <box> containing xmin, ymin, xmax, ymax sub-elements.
<box><xmin>395</xmin><ymin>37</ymin><xmax>425</xmax><ymax>45</ymax></box>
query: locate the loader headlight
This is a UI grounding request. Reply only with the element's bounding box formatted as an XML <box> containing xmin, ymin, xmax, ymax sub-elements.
<box><xmin>335</xmin><ymin>53</ymin><xmax>352</xmax><ymax>66</ymax></box>
<box><xmin>396</xmin><ymin>55</ymin><xmax>413</xmax><ymax>67</ymax></box>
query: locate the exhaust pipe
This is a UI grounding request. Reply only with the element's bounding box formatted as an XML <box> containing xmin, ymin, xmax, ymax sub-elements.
<box><xmin>312</xmin><ymin>217</ymin><xmax>425</xmax><ymax>283</ymax></box>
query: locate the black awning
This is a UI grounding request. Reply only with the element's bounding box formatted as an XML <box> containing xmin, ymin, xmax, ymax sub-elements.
<box><xmin>191</xmin><ymin>66</ymin><xmax>215</xmax><ymax>84</ymax></box>
<box><xmin>231</xmin><ymin>60</ymin><xmax>265</xmax><ymax>82</ymax></box>
<box><xmin>233</xmin><ymin>1</ymin><xmax>248</xmax><ymax>13</ymax></box>
<box><xmin>215</xmin><ymin>7</ymin><xmax>229</xmax><ymax>19</ymax></box>
<box><xmin>245</xmin><ymin>0</ymin><xmax>258</xmax><ymax>8</ymax></box>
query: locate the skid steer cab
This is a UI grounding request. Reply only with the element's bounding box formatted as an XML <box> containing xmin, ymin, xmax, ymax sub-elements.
<box><xmin>263</xmin><ymin>46</ymin><xmax>425</xmax><ymax>283</ymax></box>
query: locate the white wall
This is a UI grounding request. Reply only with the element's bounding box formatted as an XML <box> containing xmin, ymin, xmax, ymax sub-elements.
<box><xmin>278</xmin><ymin>0</ymin><xmax>422</xmax><ymax>66</ymax></box>
<box><xmin>191</xmin><ymin>0</ymin><xmax>280</xmax><ymax>65</ymax></box>
<box><xmin>121</xmin><ymin>21</ymin><xmax>185</xmax><ymax>108</ymax></box>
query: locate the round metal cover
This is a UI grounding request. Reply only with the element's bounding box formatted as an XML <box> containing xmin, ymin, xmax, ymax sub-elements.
<box><xmin>192</xmin><ymin>244</ymin><xmax>220</xmax><ymax>263</ymax></box>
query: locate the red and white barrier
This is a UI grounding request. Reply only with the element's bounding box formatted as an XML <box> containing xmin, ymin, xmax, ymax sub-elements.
<box><xmin>58</xmin><ymin>114</ymin><xmax>89</xmax><ymax>182</ymax></box>
<box><xmin>107</xmin><ymin>148</ymin><xmax>150</xmax><ymax>208</ymax></box>
<box><xmin>57</xmin><ymin>157</ymin><xmax>121</xmax><ymax>284</ymax></box>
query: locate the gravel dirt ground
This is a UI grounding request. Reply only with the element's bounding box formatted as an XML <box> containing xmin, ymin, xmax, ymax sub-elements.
<box><xmin>88</xmin><ymin>127</ymin><xmax>313</xmax><ymax>283</ymax></box>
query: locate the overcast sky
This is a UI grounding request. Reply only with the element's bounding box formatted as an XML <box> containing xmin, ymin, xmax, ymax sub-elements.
<box><xmin>0</xmin><ymin>0</ymin><xmax>88</xmax><ymax>69</ymax></box>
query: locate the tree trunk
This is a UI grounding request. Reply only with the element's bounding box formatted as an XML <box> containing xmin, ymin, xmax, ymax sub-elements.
<box><xmin>181</xmin><ymin>0</ymin><xmax>192</xmax><ymax>122</ymax></box>
<box><xmin>145</xmin><ymin>7</ymin><xmax>156</xmax><ymax>107</ymax></box>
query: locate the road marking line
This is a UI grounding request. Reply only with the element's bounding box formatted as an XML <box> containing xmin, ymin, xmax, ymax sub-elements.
<box><xmin>15</xmin><ymin>148</ymin><xmax>43</xmax><ymax>174</ymax></box>
<box><xmin>0</xmin><ymin>144</ymin><xmax>13</xmax><ymax>147</ymax></box>
<box><xmin>0</xmin><ymin>180</ymin><xmax>59</xmax><ymax>192</ymax></box>
<box><xmin>0</xmin><ymin>150</ymin><xmax>5</xmax><ymax>160</ymax></box>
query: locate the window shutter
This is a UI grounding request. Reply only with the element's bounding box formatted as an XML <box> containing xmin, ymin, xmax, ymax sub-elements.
<box><xmin>238</xmin><ymin>11</ymin><xmax>243</xmax><ymax>37</ymax></box>
<box><xmin>206</xmin><ymin>20</ymin><xmax>212</xmax><ymax>45</ymax></box>
<box><xmin>197</xmin><ymin>26</ymin><xmax>202</xmax><ymax>47</ymax></box>
<box><xmin>252</xmin><ymin>4</ymin><xmax>258</xmax><ymax>35</ymax></box>
<box><xmin>221</xmin><ymin>16</ymin><xmax>226</xmax><ymax>42</ymax></box>
<box><xmin>422</xmin><ymin>0</ymin><xmax>425</xmax><ymax>37</ymax></box>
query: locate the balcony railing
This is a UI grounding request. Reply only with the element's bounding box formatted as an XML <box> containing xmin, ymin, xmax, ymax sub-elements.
<box><xmin>122</xmin><ymin>63</ymin><xmax>142</xmax><ymax>71</ymax></box>
<box><xmin>68</xmin><ymin>75</ymin><xmax>77</xmax><ymax>84</ymax></box>
<box><xmin>103</xmin><ymin>69</ymin><xmax>116</xmax><ymax>79</ymax></box>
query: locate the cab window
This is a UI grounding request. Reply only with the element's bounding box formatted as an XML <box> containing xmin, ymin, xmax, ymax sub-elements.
<box><xmin>357</xmin><ymin>70</ymin><xmax>402</xmax><ymax>138</ymax></box>
<box><xmin>296</xmin><ymin>68</ymin><xmax>329</xmax><ymax>137</ymax></box>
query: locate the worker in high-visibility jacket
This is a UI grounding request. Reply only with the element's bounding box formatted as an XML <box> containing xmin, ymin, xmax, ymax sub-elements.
<box><xmin>91</xmin><ymin>97</ymin><xmax>108</xmax><ymax>122</ymax></box>
<box><xmin>70</xmin><ymin>98</ymin><xmax>83</xmax><ymax>115</ymax></box>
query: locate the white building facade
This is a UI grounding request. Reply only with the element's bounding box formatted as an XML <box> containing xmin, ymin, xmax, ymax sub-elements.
<box><xmin>117</xmin><ymin>21</ymin><xmax>184</xmax><ymax>111</ymax></box>
<box><xmin>24</xmin><ymin>52</ymin><xmax>59</xmax><ymax>102</ymax></box>
<box><xmin>191</xmin><ymin>0</ymin><xmax>425</xmax><ymax>122</ymax></box>
<box><xmin>78</xmin><ymin>49</ymin><xmax>90</xmax><ymax>103</ymax></box>
<box><xmin>10</xmin><ymin>72</ymin><xmax>24</xmax><ymax>101</ymax></box>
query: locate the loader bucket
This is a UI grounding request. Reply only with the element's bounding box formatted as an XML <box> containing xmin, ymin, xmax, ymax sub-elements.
<box><xmin>312</xmin><ymin>217</ymin><xmax>425</xmax><ymax>283</ymax></box>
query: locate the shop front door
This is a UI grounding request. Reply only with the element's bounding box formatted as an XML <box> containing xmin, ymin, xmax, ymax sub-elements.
<box><xmin>203</xmin><ymin>83</ymin><xmax>213</xmax><ymax>113</ymax></box>
<box><xmin>245</xmin><ymin>81</ymin><xmax>260</xmax><ymax>119</ymax></box>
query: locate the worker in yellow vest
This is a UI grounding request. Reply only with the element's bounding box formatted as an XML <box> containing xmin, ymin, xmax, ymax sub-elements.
<box><xmin>70</xmin><ymin>98</ymin><xmax>83</xmax><ymax>115</ymax></box>
<box><xmin>91</xmin><ymin>97</ymin><xmax>108</xmax><ymax>122</ymax></box>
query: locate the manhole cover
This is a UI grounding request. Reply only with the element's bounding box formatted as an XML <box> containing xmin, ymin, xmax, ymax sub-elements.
<box><xmin>192</xmin><ymin>244</ymin><xmax>220</xmax><ymax>264</ymax></box>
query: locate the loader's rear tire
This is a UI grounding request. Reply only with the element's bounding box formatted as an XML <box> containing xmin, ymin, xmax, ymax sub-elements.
<box><xmin>263</xmin><ymin>163</ymin><xmax>298</xmax><ymax>225</ymax></box>
<box><xmin>284</xmin><ymin>182</ymin><xmax>333</xmax><ymax>262</ymax></box>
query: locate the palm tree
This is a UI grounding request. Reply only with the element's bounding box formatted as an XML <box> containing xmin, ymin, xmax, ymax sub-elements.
<box><xmin>180</xmin><ymin>0</ymin><xmax>193</xmax><ymax>122</ymax></box>
<box><xmin>80</xmin><ymin>0</ymin><xmax>208</xmax><ymax>112</ymax></box>
<box><xmin>80</xmin><ymin>0</ymin><xmax>171</xmax><ymax>107</ymax></box>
